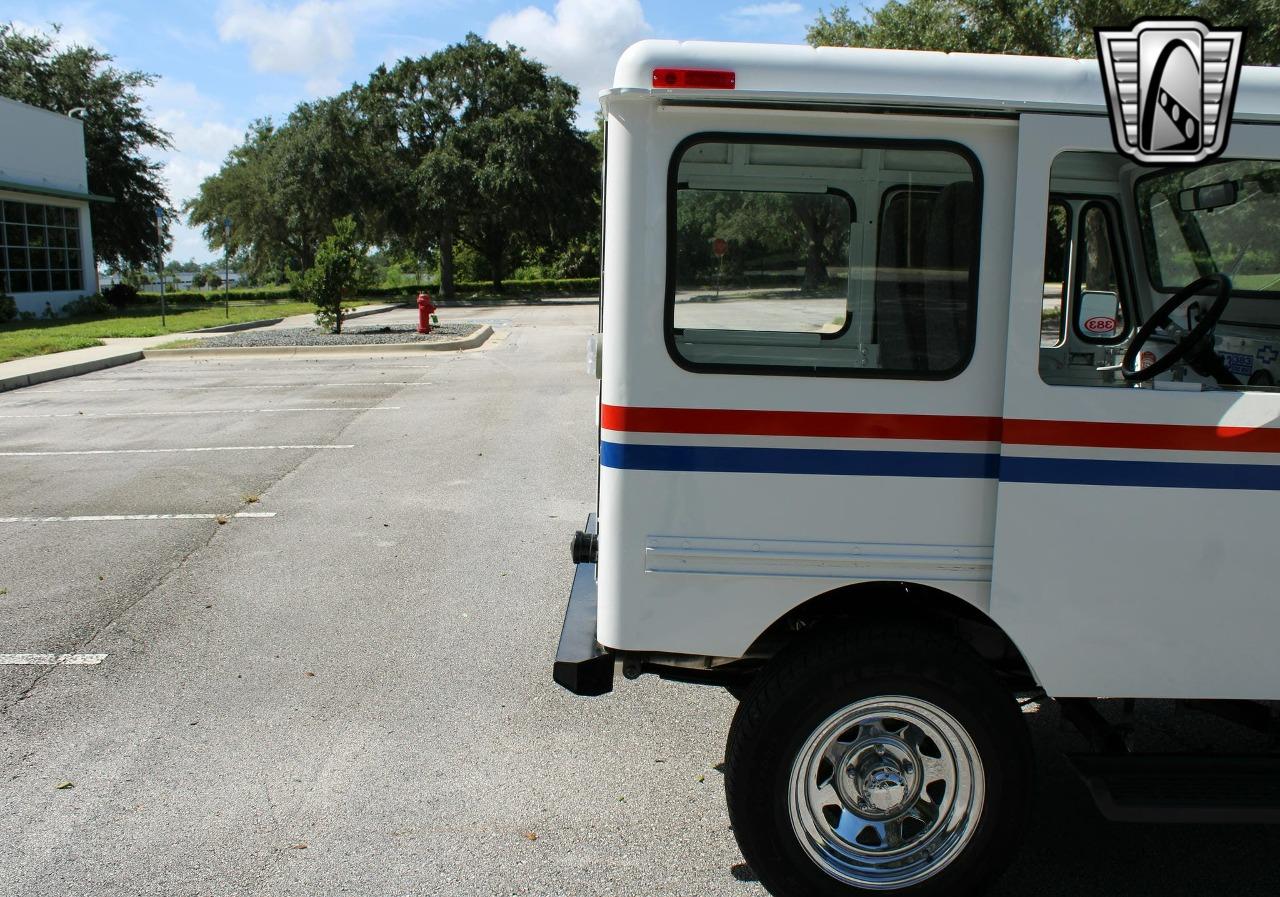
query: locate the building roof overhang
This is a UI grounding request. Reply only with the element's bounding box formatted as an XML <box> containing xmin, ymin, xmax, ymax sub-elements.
<box><xmin>0</xmin><ymin>179</ymin><xmax>114</xmax><ymax>204</ymax></box>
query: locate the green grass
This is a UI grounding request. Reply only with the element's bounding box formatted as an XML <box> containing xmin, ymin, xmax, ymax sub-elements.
<box><xmin>0</xmin><ymin>300</ymin><xmax>365</xmax><ymax>364</ymax></box>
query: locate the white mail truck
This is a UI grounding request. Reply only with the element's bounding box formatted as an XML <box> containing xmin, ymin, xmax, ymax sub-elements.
<box><xmin>554</xmin><ymin>39</ymin><xmax>1280</xmax><ymax>897</ymax></box>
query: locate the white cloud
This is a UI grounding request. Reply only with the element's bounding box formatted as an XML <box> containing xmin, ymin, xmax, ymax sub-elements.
<box><xmin>10</xmin><ymin>3</ymin><xmax>120</xmax><ymax>51</ymax></box>
<box><xmin>216</xmin><ymin>0</ymin><xmax>357</xmax><ymax>80</ymax></box>
<box><xmin>142</xmin><ymin>81</ymin><xmax>246</xmax><ymax>262</ymax></box>
<box><xmin>487</xmin><ymin>0</ymin><xmax>651</xmax><ymax>124</ymax></box>
<box><xmin>216</xmin><ymin>0</ymin><xmax>416</xmax><ymax>96</ymax></box>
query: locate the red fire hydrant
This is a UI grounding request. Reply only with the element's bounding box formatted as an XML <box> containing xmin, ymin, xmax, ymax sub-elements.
<box><xmin>416</xmin><ymin>291</ymin><xmax>437</xmax><ymax>334</ymax></box>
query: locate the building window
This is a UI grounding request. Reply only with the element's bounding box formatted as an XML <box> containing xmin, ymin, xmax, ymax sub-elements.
<box><xmin>1</xmin><ymin>200</ymin><xmax>83</xmax><ymax>294</ymax></box>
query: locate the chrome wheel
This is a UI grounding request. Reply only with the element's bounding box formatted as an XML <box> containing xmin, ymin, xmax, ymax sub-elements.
<box><xmin>788</xmin><ymin>696</ymin><xmax>985</xmax><ymax>890</ymax></box>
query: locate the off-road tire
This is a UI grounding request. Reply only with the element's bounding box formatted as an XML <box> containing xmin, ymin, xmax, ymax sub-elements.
<box><xmin>724</xmin><ymin>623</ymin><xmax>1033</xmax><ymax>896</ymax></box>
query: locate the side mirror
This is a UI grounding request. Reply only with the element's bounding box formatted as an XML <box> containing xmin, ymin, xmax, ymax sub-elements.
<box><xmin>1178</xmin><ymin>180</ymin><xmax>1239</xmax><ymax>212</ymax></box>
<box><xmin>1077</xmin><ymin>290</ymin><xmax>1120</xmax><ymax>341</ymax></box>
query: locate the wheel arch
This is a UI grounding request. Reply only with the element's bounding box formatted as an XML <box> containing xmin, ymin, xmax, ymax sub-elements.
<box><xmin>744</xmin><ymin>581</ymin><xmax>1041</xmax><ymax>692</ymax></box>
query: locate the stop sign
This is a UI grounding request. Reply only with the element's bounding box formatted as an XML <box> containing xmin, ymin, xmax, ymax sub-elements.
<box><xmin>712</xmin><ymin>238</ymin><xmax>728</xmax><ymax>257</ymax></box>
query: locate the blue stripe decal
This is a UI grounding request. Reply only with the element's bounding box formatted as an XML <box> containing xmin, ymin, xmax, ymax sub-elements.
<box><xmin>1000</xmin><ymin>455</ymin><xmax>1280</xmax><ymax>491</ymax></box>
<box><xmin>603</xmin><ymin>441</ymin><xmax>1280</xmax><ymax>491</ymax></box>
<box><xmin>601</xmin><ymin>441</ymin><xmax>999</xmax><ymax>480</ymax></box>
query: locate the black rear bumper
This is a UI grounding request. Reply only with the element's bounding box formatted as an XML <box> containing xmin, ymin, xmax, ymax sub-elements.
<box><xmin>552</xmin><ymin>514</ymin><xmax>615</xmax><ymax>696</ymax></box>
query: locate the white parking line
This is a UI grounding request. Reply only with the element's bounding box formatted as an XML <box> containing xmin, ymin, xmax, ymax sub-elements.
<box><xmin>0</xmin><ymin>444</ymin><xmax>354</xmax><ymax>457</ymax></box>
<box><xmin>45</xmin><ymin>382</ymin><xmax>431</xmax><ymax>392</ymax></box>
<box><xmin>0</xmin><ymin>512</ymin><xmax>277</xmax><ymax>523</ymax></box>
<box><xmin>0</xmin><ymin>654</ymin><xmax>108</xmax><ymax>665</ymax></box>
<box><xmin>0</xmin><ymin>406</ymin><xmax>399</xmax><ymax>420</ymax></box>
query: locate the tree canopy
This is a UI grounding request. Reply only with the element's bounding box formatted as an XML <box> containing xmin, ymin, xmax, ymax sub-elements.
<box><xmin>189</xmin><ymin>34</ymin><xmax>599</xmax><ymax>296</ymax></box>
<box><xmin>421</xmin><ymin>35</ymin><xmax>597</xmax><ymax>292</ymax></box>
<box><xmin>808</xmin><ymin>1</ymin><xmax>1280</xmax><ymax>64</ymax></box>
<box><xmin>0</xmin><ymin>23</ymin><xmax>174</xmax><ymax>270</ymax></box>
<box><xmin>186</xmin><ymin>93</ymin><xmax>384</xmax><ymax>283</ymax></box>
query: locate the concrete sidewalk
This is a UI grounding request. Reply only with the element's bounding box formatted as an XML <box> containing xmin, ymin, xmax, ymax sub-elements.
<box><xmin>0</xmin><ymin>303</ymin><xmax>399</xmax><ymax>393</ymax></box>
<box><xmin>0</xmin><ymin>336</ymin><xmax>190</xmax><ymax>393</ymax></box>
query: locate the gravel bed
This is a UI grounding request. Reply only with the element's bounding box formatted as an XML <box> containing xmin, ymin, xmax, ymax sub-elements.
<box><xmin>198</xmin><ymin>322</ymin><xmax>482</xmax><ymax>348</ymax></box>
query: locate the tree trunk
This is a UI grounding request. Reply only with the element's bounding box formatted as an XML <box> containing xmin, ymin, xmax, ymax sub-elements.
<box><xmin>1083</xmin><ymin>208</ymin><xmax>1113</xmax><ymax>292</ymax></box>
<box><xmin>439</xmin><ymin>211</ymin><xmax>456</xmax><ymax>301</ymax></box>
<box><xmin>334</xmin><ymin>288</ymin><xmax>344</xmax><ymax>334</ymax></box>
<box><xmin>490</xmin><ymin>251</ymin><xmax>504</xmax><ymax>293</ymax></box>
<box><xmin>486</xmin><ymin>226</ymin><xmax>506</xmax><ymax>292</ymax></box>
<box><xmin>795</xmin><ymin>200</ymin><xmax>829</xmax><ymax>292</ymax></box>
<box><xmin>804</xmin><ymin>239</ymin><xmax>829</xmax><ymax>292</ymax></box>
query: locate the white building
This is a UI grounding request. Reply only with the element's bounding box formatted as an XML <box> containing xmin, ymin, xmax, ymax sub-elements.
<box><xmin>0</xmin><ymin>95</ymin><xmax>108</xmax><ymax>314</ymax></box>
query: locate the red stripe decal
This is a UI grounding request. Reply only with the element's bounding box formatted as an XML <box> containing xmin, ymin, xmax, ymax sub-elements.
<box><xmin>1004</xmin><ymin>418</ymin><xmax>1280</xmax><ymax>453</ymax></box>
<box><xmin>601</xmin><ymin>405</ymin><xmax>1002</xmax><ymax>442</ymax></box>
<box><xmin>603</xmin><ymin>405</ymin><xmax>1280</xmax><ymax>454</ymax></box>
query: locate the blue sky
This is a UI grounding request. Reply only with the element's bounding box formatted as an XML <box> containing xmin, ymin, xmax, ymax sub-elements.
<box><xmin>7</xmin><ymin>0</ymin><xmax>829</xmax><ymax>262</ymax></box>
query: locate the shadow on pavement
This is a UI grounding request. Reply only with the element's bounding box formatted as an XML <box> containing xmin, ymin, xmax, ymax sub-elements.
<box><xmin>993</xmin><ymin>704</ymin><xmax>1280</xmax><ymax>897</ymax></box>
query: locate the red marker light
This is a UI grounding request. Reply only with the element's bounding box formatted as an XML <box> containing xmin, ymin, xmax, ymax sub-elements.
<box><xmin>652</xmin><ymin>68</ymin><xmax>736</xmax><ymax>90</ymax></box>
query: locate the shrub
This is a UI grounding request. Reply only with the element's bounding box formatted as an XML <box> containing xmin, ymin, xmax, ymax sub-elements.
<box><xmin>103</xmin><ymin>282</ymin><xmax>142</xmax><ymax>308</ymax></box>
<box><xmin>291</xmin><ymin>216</ymin><xmax>372</xmax><ymax>333</ymax></box>
<box><xmin>0</xmin><ymin>293</ymin><xmax>16</xmax><ymax>324</ymax></box>
<box><xmin>451</xmin><ymin>244</ymin><xmax>491</xmax><ymax>282</ymax></box>
<box><xmin>355</xmin><ymin>277</ymin><xmax>600</xmax><ymax>302</ymax></box>
<box><xmin>62</xmin><ymin>293</ymin><xmax>115</xmax><ymax>317</ymax></box>
<box><xmin>548</xmin><ymin>238</ymin><xmax>601</xmax><ymax>279</ymax></box>
<box><xmin>127</xmin><ymin>286</ymin><xmax>293</xmax><ymax>305</ymax></box>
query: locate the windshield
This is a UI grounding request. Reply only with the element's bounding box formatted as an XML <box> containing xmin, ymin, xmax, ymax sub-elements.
<box><xmin>1136</xmin><ymin>159</ymin><xmax>1280</xmax><ymax>296</ymax></box>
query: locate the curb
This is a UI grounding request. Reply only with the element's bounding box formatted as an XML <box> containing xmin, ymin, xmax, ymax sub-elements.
<box><xmin>439</xmin><ymin>298</ymin><xmax>597</xmax><ymax>308</ymax></box>
<box><xmin>388</xmin><ymin>298</ymin><xmax>597</xmax><ymax>308</ymax></box>
<box><xmin>343</xmin><ymin>304</ymin><xmax>400</xmax><ymax>320</ymax></box>
<box><xmin>0</xmin><ymin>350</ymin><xmax>144</xmax><ymax>393</ymax></box>
<box><xmin>142</xmin><ymin>325</ymin><xmax>494</xmax><ymax>359</ymax></box>
<box><xmin>191</xmin><ymin>318</ymin><xmax>283</xmax><ymax>333</ymax></box>
<box><xmin>185</xmin><ymin>303</ymin><xmax>397</xmax><ymax>335</ymax></box>
<box><xmin>0</xmin><ymin>304</ymin><xmax>410</xmax><ymax>394</ymax></box>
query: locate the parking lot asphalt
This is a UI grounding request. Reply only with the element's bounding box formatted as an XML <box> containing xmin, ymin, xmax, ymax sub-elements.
<box><xmin>3</xmin><ymin>303</ymin><xmax>1280</xmax><ymax>897</ymax></box>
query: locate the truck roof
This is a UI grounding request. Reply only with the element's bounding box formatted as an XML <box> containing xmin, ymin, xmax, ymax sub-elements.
<box><xmin>609</xmin><ymin>39</ymin><xmax>1280</xmax><ymax>122</ymax></box>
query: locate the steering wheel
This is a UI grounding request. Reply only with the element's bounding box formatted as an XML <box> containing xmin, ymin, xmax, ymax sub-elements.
<box><xmin>1122</xmin><ymin>273</ymin><xmax>1239</xmax><ymax>385</ymax></box>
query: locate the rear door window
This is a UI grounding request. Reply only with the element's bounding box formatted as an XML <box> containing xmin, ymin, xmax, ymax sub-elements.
<box><xmin>668</xmin><ymin>136</ymin><xmax>982</xmax><ymax>379</ymax></box>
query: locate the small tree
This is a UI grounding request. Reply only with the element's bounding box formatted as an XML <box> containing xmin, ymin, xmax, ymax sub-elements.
<box><xmin>291</xmin><ymin>216</ymin><xmax>370</xmax><ymax>333</ymax></box>
<box><xmin>191</xmin><ymin>271</ymin><xmax>208</xmax><ymax>289</ymax></box>
<box><xmin>207</xmin><ymin>272</ymin><xmax>223</xmax><ymax>290</ymax></box>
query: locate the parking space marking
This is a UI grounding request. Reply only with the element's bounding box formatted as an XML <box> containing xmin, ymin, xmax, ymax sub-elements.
<box><xmin>0</xmin><ymin>444</ymin><xmax>354</xmax><ymax>457</ymax></box>
<box><xmin>0</xmin><ymin>406</ymin><xmax>399</xmax><ymax>420</ymax></box>
<box><xmin>0</xmin><ymin>512</ymin><xmax>277</xmax><ymax>523</ymax></box>
<box><xmin>0</xmin><ymin>654</ymin><xmax>108</xmax><ymax>665</ymax></box>
<box><xmin>41</xmin><ymin>382</ymin><xmax>431</xmax><ymax>393</ymax></box>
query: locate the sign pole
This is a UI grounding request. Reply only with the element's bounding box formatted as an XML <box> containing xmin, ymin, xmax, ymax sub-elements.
<box><xmin>223</xmin><ymin>218</ymin><xmax>232</xmax><ymax>319</ymax></box>
<box><xmin>154</xmin><ymin>207</ymin><xmax>166</xmax><ymax>328</ymax></box>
